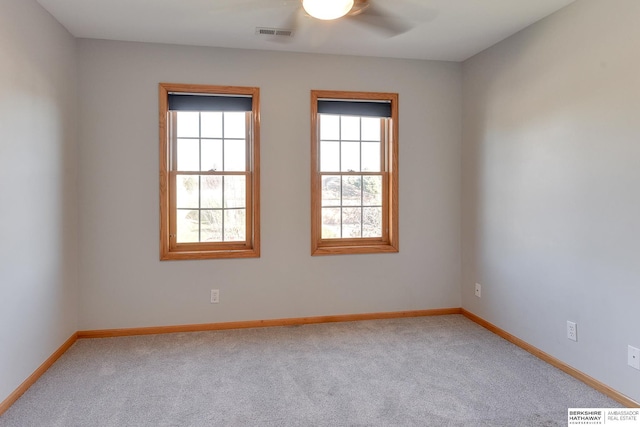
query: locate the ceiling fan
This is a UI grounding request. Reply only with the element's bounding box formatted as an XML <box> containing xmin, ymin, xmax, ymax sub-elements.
<box><xmin>302</xmin><ymin>0</ymin><xmax>371</xmax><ymax>20</ymax></box>
<box><xmin>274</xmin><ymin>0</ymin><xmax>413</xmax><ymax>38</ymax></box>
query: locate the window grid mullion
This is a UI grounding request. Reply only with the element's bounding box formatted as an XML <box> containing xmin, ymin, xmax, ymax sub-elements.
<box><xmin>338</xmin><ymin>116</ymin><xmax>343</xmax><ymax>238</ymax></box>
<box><xmin>221</xmin><ymin>112</ymin><xmax>226</xmax><ymax>241</ymax></box>
<box><xmin>360</xmin><ymin>175</ymin><xmax>364</xmax><ymax>238</ymax></box>
<box><xmin>358</xmin><ymin>117</ymin><xmax>363</xmax><ymax>238</ymax></box>
<box><xmin>359</xmin><ymin>117</ymin><xmax>363</xmax><ymax>172</ymax></box>
<box><xmin>221</xmin><ymin>176</ymin><xmax>226</xmax><ymax>241</ymax></box>
<box><xmin>198</xmin><ymin>113</ymin><xmax>202</xmax><ymax>243</ymax></box>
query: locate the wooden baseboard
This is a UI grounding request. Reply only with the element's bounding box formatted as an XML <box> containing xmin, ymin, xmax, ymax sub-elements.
<box><xmin>0</xmin><ymin>333</ymin><xmax>77</xmax><ymax>416</ymax></box>
<box><xmin>461</xmin><ymin>309</ymin><xmax>639</xmax><ymax>408</ymax></box>
<box><xmin>77</xmin><ymin>308</ymin><xmax>463</xmax><ymax>338</ymax></box>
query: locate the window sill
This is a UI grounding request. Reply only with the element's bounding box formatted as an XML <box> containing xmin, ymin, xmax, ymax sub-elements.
<box><xmin>160</xmin><ymin>248</ymin><xmax>260</xmax><ymax>261</ymax></box>
<box><xmin>311</xmin><ymin>242</ymin><xmax>398</xmax><ymax>256</ymax></box>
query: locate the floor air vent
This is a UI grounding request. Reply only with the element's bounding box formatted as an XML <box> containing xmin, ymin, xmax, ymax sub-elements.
<box><xmin>256</xmin><ymin>27</ymin><xmax>294</xmax><ymax>37</ymax></box>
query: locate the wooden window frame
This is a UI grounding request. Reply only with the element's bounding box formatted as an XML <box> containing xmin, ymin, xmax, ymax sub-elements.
<box><xmin>159</xmin><ymin>83</ymin><xmax>260</xmax><ymax>260</ymax></box>
<box><xmin>311</xmin><ymin>90</ymin><xmax>399</xmax><ymax>256</ymax></box>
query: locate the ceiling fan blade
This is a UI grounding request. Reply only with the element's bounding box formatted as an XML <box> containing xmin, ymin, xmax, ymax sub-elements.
<box><xmin>283</xmin><ymin>6</ymin><xmax>304</xmax><ymax>33</ymax></box>
<box><xmin>347</xmin><ymin>3</ymin><xmax>412</xmax><ymax>37</ymax></box>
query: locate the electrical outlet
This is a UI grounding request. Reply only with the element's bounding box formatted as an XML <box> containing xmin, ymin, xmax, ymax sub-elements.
<box><xmin>628</xmin><ymin>346</ymin><xmax>640</xmax><ymax>370</ymax></box>
<box><xmin>475</xmin><ymin>283</ymin><xmax>482</xmax><ymax>298</ymax></box>
<box><xmin>567</xmin><ymin>321</ymin><xmax>577</xmax><ymax>342</ymax></box>
<box><xmin>210</xmin><ymin>289</ymin><xmax>219</xmax><ymax>304</ymax></box>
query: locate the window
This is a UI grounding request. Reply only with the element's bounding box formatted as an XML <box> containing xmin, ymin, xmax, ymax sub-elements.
<box><xmin>311</xmin><ymin>90</ymin><xmax>399</xmax><ymax>255</ymax></box>
<box><xmin>159</xmin><ymin>83</ymin><xmax>260</xmax><ymax>260</ymax></box>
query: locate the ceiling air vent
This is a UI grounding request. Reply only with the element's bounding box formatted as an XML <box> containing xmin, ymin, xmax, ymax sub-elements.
<box><xmin>255</xmin><ymin>27</ymin><xmax>294</xmax><ymax>38</ymax></box>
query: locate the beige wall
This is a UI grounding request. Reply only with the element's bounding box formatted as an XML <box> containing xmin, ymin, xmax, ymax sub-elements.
<box><xmin>0</xmin><ymin>0</ymin><xmax>78</xmax><ymax>403</ymax></box>
<box><xmin>462</xmin><ymin>0</ymin><xmax>640</xmax><ymax>402</ymax></box>
<box><xmin>76</xmin><ymin>40</ymin><xmax>462</xmax><ymax>330</ymax></box>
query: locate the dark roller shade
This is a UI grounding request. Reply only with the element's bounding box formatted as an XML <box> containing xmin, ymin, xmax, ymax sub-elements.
<box><xmin>317</xmin><ymin>100</ymin><xmax>392</xmax><ymax>118</ymax></box>
<box><xmin>168</xmin><ymin>94</ymin><xmax>252</xmax><ymax>112</ymax></box>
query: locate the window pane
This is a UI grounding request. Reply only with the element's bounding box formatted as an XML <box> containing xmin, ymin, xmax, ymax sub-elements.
<box><xmin>361</xmin><ymin>117</ymin><xmax>381</xmax><ymax>141</ymax></box>
<box><xmin>176</xmin><ymin>209</ymin><xmax>200</xmax><ymax>243</ymax></box>
<box><xmin>341</xmin><ymin>116</ymin><xmax>360</xmax><ymax>140</ymax></box>
<box><xmin>224</xmin><ymin>176</ymin><xmax>246</xmax><ymax>208</ymax></box>
<box><xmin>341</xmin><ymin>140</ymin><xmax>360</xmax><ymax>172</ymax></box>
<box><xmin>363</xmin><ymin>207</ymin><xmax>382</xmax><ymax>237</ymax></box>
<box><xmin>321</xmin><ymin>176</ymin><xmax>341</xmax><ymax>207</ymax></box>
<box><xmin>342</xmin><ymin>207</ymin><xmax>362</xmax><ymax>238</ymax></box>
<box><xmin>176</xmin><ymin>175</ymin><xmax>199</xmax><ymax>209</ymax></box>
<box><xmin>201</xmin><ymin>139</ymin><xmax>223</xmax><ymax>171</ymax></box>
<box><xmin>363</xmin><ymin>176</ymin><xmax>382</xmax><ymax>205</ymax></box>
<box><xmin>201</xmin><ymin>175</ymin><xmax>223</xmax><ymax>209</ymax></box>
<box><xmin>224</xmin><ymin>209</ymin><xmax>246</xmax><ymax>241</ymax></box>
<box><xmin>320</xmin><ymin>114</ymin><xmax>339</xmax><ymax>140</ymax></box>
<box><xmin>201</xmin><ymin>112</ymin><xmax>222</xmax><ymax>138</ymax></box>
<box><xmin>342</xmin><ymin>176</ymin><xmax>362</xmax><ymax>206</ymax></box>
<box><xmin>361</xmin><ymin>141</ymin><xmax>381</xmax><ymax>172</ymax></box>
<box><xmin>321</xmin><ymin>208</ymin><xmax>341</xmax><ymax>239</ymax></box>
<box><xmin>176</xmin><ymin>112</ymin><xmax>199</xmax><ymax>138</ymax></box>
<box><xmin>224</xmin><ymin>112</ymin><xmax>246</xmax><ymax>139</ymax></box>
<box><xmin>320</xmin><ymin>140</ymin><xmax>340</xmax><ymax>172</ymax></box>
<box><xmin>224</xmin><ymin>139</ymin><xmax>246</xmax><ymax>171</ymax></box>
<box><xmin>200</xmin><ymin>210</ymin><xmax>222</xmax><ymax>242</ymax></box>
<box><xmin>177</xmin><ymin>138</ymin><xmax>199</xmax><ymax>171</ymax></box>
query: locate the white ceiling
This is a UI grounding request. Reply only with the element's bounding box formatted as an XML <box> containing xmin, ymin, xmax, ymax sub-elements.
<box><xmin>37</xmin><ymin>0</ymin><xmax>575</xmax><ymax>61</ymax></box>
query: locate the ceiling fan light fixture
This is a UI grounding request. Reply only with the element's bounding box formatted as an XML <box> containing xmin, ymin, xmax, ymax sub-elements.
<box><xmin>302</xmin><ymin>0</ymin><xmax>354</xmax><ymax>21</ymax></box>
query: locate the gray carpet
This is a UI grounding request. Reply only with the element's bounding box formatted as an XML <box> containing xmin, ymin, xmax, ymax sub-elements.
<box><xmin>0</xmin><ymin>315</ymin><xmax>620</xmax><ymax>426</ymax></box>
